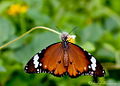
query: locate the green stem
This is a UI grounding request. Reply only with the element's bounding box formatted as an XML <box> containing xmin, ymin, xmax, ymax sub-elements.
<box><xmin>0</xmin><ymin>26</ymin><xmax>61</xmax><ymax>50</ymax></box>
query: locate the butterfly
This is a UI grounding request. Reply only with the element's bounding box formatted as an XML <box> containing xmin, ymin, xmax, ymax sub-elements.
<box><xmin>24</xmin><ymin>32</ymin><xmax>105</xmax><ymax>78</ymax></box>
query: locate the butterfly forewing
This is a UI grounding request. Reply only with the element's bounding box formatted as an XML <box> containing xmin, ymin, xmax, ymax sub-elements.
<box><xmin>67</xmin><ymin>43</ymin><xmax>91</xmax><ymax>77</ymax></box>
<box><xmin>24</xmin><ymin>49</ymin><xmax>45</xmax><ymax>73</ymax></box>
<box><xmin>24</xmin><ymin>42</ymin><xmax>66</xmax><ymax>76</ymax></box>
<box><xmin>40</xmin><ymin>42</ymin><xmax>66</xmax><ymax>75</ymax></box>
<box><xmin>67</xmin><ymin>43</ymin><xmax>105</xmax><ymax>77</ymax></box>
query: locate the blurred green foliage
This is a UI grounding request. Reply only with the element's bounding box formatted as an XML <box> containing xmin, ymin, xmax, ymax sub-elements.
<box><xmin>0</xmin><ymin>0</ymin><xmax>120</xmax><ymax>86</ymax></box>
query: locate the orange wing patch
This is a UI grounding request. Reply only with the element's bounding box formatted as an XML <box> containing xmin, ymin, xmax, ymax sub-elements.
<box><xmin>41</xmin><ymin>43</ymin><xmax>66</xmax><ymax>75</ymax></box>
<box><xmin>67</xmin><ymin>43</ymin><xmax>90</xmax><ymax>76</ymax></box>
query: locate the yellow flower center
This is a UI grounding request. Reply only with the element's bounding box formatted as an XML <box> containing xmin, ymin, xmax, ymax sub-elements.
<box><xmin>67</xmin><ymin>35</ymin><xmax>76</xmax><ymax>43</ymax></box>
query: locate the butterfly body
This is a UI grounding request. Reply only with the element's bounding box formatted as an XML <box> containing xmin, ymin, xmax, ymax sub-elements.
<box><xmin>24</xmin><ymin>32</ymin><xmax>105</xmax><ymax>78</ymax></box>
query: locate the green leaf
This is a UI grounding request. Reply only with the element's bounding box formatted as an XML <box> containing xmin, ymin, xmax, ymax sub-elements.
<box><xmin>8</xmin><ymin>35</ymin><xmax>24</xmax><ymax>49</ymax></box>
<box><xmin>96</xmin><ymin>48</ymin><xmax>115</xmax><ymax>61</ymax></box>
<box><xmin>105</xmin><ymin>17</ymin><xmax>118</xmax><ymax>31</ymax></box>
<box><xmin>0</xmin><ymin>66</ymin><xmax>6</xmax><ymax>72</ymax></box>
<box><xmin>14</xmin><ymin>31</ymin><xmax>59</xmax><ymax>64</ymax></box>
<box><xmin>80</xmin><ymin>22</ymin><xmax>103</xmax><ymax>42</ymax></box>
<box><xmin>81</xmin><ymin>41</ymin><xmax>96</xmax><ymax>52</ymax></box>
<box><xmin>111</xmin><ymin>0</ymin><xmax>120</xmax><ymax>13</ymax></box>
<box><xmin>27</xmin><ymin>8</ymin><xmax>52</xmax><ymax>26</ymax></box>
<box><xmin>103</xmin><ymin>43</ymin><xmax>116</xmax><ymax>52</ymax></box>
<box><xmin>0</xmin><ymin>1</ymin><xmax>13</xmax><ymax>14</ymax></box>
<box><xmin>0</xmin><ymin>17</ymin><xmax>15</xmax><ymax>45</ymax></box>
<box><xmin>0</xmin><ymin>59</ymin><xmax>6</xmax><ymax>72</ymax></box>
<box><xmin>114</xmin><ymin>33</ymin><xmax>120</xmax><ymax>49</ymax></box>
<box><xmin>31</xmin><ymin>32</ymin><xmax>60</xmax><ymax>51</ymax></box>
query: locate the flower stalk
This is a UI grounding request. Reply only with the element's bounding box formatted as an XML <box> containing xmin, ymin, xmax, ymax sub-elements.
<box><xmin>0</xmin><ymin>26</ymin><xmax>61</xmax><ymax>50</ymax></box>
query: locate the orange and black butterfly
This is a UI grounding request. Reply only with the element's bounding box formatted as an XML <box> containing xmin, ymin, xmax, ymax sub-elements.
<box><xmin>24</xmin><ymin>32</ymin><xmax>105</xmax><ymax>78</ymax></box>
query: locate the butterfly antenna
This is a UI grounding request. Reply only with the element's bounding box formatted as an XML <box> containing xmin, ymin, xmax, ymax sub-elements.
<box><xmin>68</xmin><ymin>26</ymin><xmax>79</xmax><ymax>35</ymax></box>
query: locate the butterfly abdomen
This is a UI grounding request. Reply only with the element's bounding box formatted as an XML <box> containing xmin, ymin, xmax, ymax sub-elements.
<box><xmin>63</xmin><ymin>51</ymin><xmax>69</xmax><ymax>67</ymax></box>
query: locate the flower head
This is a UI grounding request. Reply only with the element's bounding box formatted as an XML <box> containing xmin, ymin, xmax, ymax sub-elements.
<box><xmin>7</xmin><ymin>4</ymin><xmax>28</xmax><ymax>16</ymax></box>
<box><xmin>67</xmin><ymin>35</ymin><xmax>76</xmax><ymax>43</ymax></box>
<box><xmin>60</xmin><ymin>32</ymin><xmax>76</xmax><ymax>43</ymax></box>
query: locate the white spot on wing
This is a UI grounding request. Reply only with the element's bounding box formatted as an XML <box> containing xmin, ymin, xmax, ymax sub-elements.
<box><xmin>39</xmin><ymin>63</ymin><xmax>42</xmax><ymax>66</ymax></box>
<box><xmin>25</xmin><ymin>67</ymin><xmax>28</xmax><ymax>69</ymax></box>
<box><xmin>37</xmin><ymin>69</ymin><xmax>39</xmax><ymax>71</ymax></box>
<box><xmin>91</xmin><ymin>64</ymin><xmax>96</xmax><ymax>71</ymax></box>
<box><xmin>88</xmin><ymin>65</ymin><xmax>91</xmax><ymax>68</ymax></box>
<box><xmin>33</xmin><ymin>54</ymin><xmax>39</xmax><ymax>68</ymax></box>
<box><xmin>83</xmin><ymin>49</ymin><xmax>85</xmax><ymax>51</ymax></box>
<box><xmin>90</xmin><ymin>71</ymin><xmax>94</xmax><ymax>75</ymax></box>
<box><xmin>90</xmin><ymin>56</ymin><xmax>96</xmax><ymax>71</ymax></box>
<box><xmin>88</xmin><ymin>53</ymin><xmax>91</xmax><ymax>55</ymax></box>
<box><xmin>90</xmin><ymin>56</ymin><xmax>96</xmax><ymax>63</ymax></box>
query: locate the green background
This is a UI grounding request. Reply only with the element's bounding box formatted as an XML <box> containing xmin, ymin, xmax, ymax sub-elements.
<box><xmin>0</xmin><ymin>0</ymin><xmax>120</xmax><ymax>86</ymax></box>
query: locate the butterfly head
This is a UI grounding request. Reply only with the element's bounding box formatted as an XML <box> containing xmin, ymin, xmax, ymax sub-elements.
<box><xmin>60</xmin><ymin>32</ymin><xmax>76</xmax><ymax>43</ymax></box>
